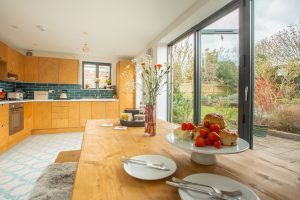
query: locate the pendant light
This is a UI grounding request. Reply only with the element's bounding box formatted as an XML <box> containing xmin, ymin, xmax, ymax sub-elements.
<box><xmin>82</xmin><ymin>32</ymin><xmax>89</xmax><ymax>53</ymax></box>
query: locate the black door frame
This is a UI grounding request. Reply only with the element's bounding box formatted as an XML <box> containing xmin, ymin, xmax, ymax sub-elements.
<box><xmin>167</xmin><ymin>0</ymin><xmax>254</xmax><ymax>147</ymax></box>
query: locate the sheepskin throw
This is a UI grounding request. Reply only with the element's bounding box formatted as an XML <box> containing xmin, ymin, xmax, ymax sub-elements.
<box><xmin>28</xmin><ymin>162</ymin><xmax>77</xmax><ymax>200</ymax></box>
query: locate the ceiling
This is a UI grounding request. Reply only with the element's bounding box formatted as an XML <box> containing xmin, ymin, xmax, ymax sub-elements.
<box><xmin>0</xmin><ymin>0</ymin><xmax>197</xmax><ymax>59</ymax></box>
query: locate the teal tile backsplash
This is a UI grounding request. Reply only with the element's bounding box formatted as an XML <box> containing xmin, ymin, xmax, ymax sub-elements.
<box><xmin>0</xmin><ymin>81</ymin><xmax>115</xmax><ymax>99</ymax></box>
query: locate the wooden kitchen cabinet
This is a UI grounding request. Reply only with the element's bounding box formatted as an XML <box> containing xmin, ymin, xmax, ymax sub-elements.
<box><xmin>38</xmin><ymin>57</ymin><xmax>59</xmax><ymax>83</ymax></box>
<box><xmin>69</xmin><ymin>102</ymin><xmax>80</xmax><ymax>127</ymax></box>
<box><xmin>79</xmin><ymin>102</ymin><xmax>91</xmax><ymax>127</ymax></box>
<box><xmin>59</xmin><ymin>59</ymin><xmax>79</xmax><ymax>84</ymax></box>
<box><xmin>0</xmin><ymin>104</ymin><xmax>9</xmax><ymax>153</ymax></box>
<box><xmin>24</xmin><ymin>102</ymin><xmax>33</xmax><ymax>133</ymax></box>
<box><xmin>0</xmin><ymin>41</ymin><xmax>8</xmax><ymax>62</ymax></box>
<box><xmin>105</xmin><ymin>101</ymin><xmax>119</xmax><ymax>119</ymax></box>
<box><xmin>7</xmin><ymin>47</ymin><xmax>19</xmax><ymax>75</ymax></box>
<box><xmin>33</xmin><ymin>102</ymin><xmax>52</xmax><ymax>129</ymax></box>
<box><xmin>24</xmin><ymin>56</ymin><xmax>39</xmax><ymax>82</ymax></box>
<box><xmin>52</xmin><ymin>102</ymin><xmax>69</xmax><ymax>128</ymax></box>
<box><xmin>91</xmin><ymin>102</ymin><xmax>106</xmax><ymax>119</ymax></box>
<box><xmin>116</xmin><ymin>60</ymin><xmax>135</xmax><ymax>114</ymax></box>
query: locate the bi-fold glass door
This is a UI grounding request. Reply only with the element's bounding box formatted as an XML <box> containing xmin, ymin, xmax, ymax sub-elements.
<box><xmin>169</xmin><ymin>0</ymin><xmax>253</xmax><ymax>145</ymax></box>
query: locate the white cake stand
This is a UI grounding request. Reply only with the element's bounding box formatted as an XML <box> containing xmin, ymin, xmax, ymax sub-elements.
<box><xmin>166</xmin><ymin>133</ymin><xmax>249</xmax><ymax>165</ymax></box>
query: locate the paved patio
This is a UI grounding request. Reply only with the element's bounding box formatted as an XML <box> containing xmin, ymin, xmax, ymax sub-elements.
<box><xmin>253</xmin><ymin>135</ymin><xmax>300</xmax><ymax>164</ymax></box>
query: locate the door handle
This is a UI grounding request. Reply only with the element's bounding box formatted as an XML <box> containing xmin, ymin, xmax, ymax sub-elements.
<box><xmin>245</xmin><ymin>86</ymin><xmax>249</xmax><ymax>102</ymax></box>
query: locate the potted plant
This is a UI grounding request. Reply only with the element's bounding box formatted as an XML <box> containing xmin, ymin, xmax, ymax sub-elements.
<box><xmin>106</xmin><ymin>78</ymin><xmax>111</xmax><ymax>88</ymax></box>
<box><xmin>253</xmin><ymin>106</ymin><xmax>269</xmax><ymax>137</ymax></box>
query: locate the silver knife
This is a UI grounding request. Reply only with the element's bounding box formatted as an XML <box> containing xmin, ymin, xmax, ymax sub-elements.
<box><xmin>166</xmin><ymin>181</ymin><xmax>232</xmax><ymax>200</ymax></box>
<box><xmin>121</xmin><ymin>158</ymin><xmax>170</xmax><ymax>171</ymax></box>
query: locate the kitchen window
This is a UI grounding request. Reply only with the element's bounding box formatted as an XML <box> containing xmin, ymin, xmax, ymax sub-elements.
<box><xmin>82</xmin><ymin>62</ymin><xmax>111</xmax><ymax>89</ymax></box>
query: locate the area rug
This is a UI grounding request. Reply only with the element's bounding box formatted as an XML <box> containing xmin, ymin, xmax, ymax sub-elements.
<box><xmin>0</xmin><ymin>133</ymin><xmax>82</xmax><ymax>200</ymax></box>
<box><xmin>28</xmin><ymin>162</ymin><xmax>77</xmax><ymax>200</ymax></box>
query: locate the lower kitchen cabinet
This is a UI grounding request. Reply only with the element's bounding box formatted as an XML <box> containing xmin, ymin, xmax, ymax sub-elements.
<box><xmin>80</xmin><ymin>102</ymin><xmax>91</xmax><ymax>127</ymax></box>
<box><xmin>0</xmin><ymin>104</ymin><xmax>9</xmax><ymax>153</ymax></box>
<box><xmin>105</xmin><ymin>102</ymin><xmax>120</xmax><ymax>119</ymax></box>
<box><xmin>33</xmin><ymin>102</ymin><xmax>52</xmax><ymax>129</ymax></box>
<box><xmin>69</xmin><ymin>102</ymin><xmax>80</xmax><ymax>127</ymax></box>
<box><xmin>24</xmin><ymin>102</ymin><xmax>33</xmax><ymax>132</ymax></box>
<box><xmin>91</xmin><ymin>102</ymin><xmax>106</xmax><ymax>119</ymax></box>
<box><xmin>52</xmin><ymin>102</ymin><xmax>69</xmax><ymax>128</ymax></box>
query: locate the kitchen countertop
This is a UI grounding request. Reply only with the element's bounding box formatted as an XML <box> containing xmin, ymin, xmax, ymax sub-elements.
<box><xmin>0</xmin><ymin>98</ymin><xmax>119</xmax><ymax>105</ymax></box>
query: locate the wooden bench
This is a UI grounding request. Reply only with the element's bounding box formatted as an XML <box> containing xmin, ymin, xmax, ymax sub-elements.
<box><xmin>55</xmin><ymin>150</ymin><xmax>81</xmax><ymax>163</ymax></box>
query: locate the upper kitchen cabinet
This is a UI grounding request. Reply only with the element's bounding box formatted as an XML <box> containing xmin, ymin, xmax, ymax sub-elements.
<box><xmin>59</xmin><ymin>59</ymin><xmax>79</xmax><ymax>84</ymax></box>
<box><xmin>116</xmin><ymin>60</ymin><xmax>136</xmax><ymax>113</ymax></box>
<box><xmin>0</xmin><ymin>41</ymin><xmax>8</xmax><ymax>62</ymax></box>
<box><xmin>7</xmin><ymin>47</ymin><xmax>25</xmax><ymax>81</ymax></box>
<box><xmin>24</xmin><ymin>56</ymin><xmax>39</xmax><ymax>82</ymax></box>
<box><xmin>38</xmin><ymin>57</ymin><xmax>59</xmax><ymax>83</ymax></box>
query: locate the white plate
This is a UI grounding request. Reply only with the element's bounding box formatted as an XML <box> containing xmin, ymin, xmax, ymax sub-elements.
<box><xmin>179</xmin><ymin>173</ymin><xmax>260</xmax><ymax>200</ymax></box>
<box><xmin>123</xmin><ymin>155</ymin><xmax>177</xmax><ymax>180</ymax></box>
<box><xmin>166</xmin><ymin>133</ymin><xmax>249</xmax><ymax>155</ymax></box>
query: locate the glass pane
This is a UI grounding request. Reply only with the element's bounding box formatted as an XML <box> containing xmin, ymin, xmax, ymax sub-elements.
<box><xmin>253</xmin><ymin>0</ymin><xmax>300</xmax><ymax>153</ymax></box>
<box><xmin>199</xmin><ymin>8</ymin><xmax>239</xmax><ymax>129</ymax></box>
<box><xmin>98</xmin><ymin>65</ymin><xmax>111</xmax><ymax>84</ymax></box>
<box><xmin>83</xmin><ymin>64</ymin><xmax>96</xmax><ymax>88</ymax></box>
<box><xmin>171</xmin><ymin>34</ymin><xmax>194</xmax><ymax>124</ymax></box>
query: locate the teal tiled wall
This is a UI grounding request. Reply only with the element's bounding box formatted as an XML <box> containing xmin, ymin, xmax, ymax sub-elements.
<box><xmin>0</xmin><ymin>81</ymin><xmax>115</xmax><ymax>99</ymax></box>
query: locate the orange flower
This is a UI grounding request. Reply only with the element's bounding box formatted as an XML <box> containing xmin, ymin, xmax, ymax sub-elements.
<box><xmin>154</xmin><ymin>64</ymin><xmax>163</xmax><ymax>69</ymax></box>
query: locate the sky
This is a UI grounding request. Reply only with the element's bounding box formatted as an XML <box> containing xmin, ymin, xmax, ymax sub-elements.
<box><xmin>255</xmin><ymin>0</ymin><xmax>300</xmax><ymax>42</ymax></box>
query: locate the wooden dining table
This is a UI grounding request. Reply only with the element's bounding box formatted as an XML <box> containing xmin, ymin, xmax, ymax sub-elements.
<box><xmin>71</xmin><ymin>119</ymin><xmax>300</xmax><ymax>200</ymax></box>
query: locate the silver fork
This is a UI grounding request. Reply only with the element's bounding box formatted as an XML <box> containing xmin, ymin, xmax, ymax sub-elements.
<box><xmin>172</xmin><ymin>177</ymin><xmax>242</xmax><ymax>197</ymax></box>
<box><xmin>121</xmin><ymin>156</ymin><xmax>164</xmax><ymax>167</ymax></box>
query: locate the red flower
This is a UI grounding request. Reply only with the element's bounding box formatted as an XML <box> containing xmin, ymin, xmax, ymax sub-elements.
<box><xmin>154</xmin><ymin>64</ymin><xmax>162</xmax><ymax>69</ymax></box>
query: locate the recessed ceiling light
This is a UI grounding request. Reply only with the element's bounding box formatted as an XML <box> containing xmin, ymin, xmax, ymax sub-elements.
<box><xmin>11</xmin><ymin>25</ymin><xmax>19</xmax><ymax>29</ymax></box>
<box><xmin>36</xmin><ymin>25</ymin><xmax>46</xmax><ymax>32</ymax></box>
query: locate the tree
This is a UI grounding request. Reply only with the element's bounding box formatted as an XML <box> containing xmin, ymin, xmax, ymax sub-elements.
<box><xmin>216</xmin><ymin>61</ymin><xmax>238</xmax><ymax>94</ymax></box>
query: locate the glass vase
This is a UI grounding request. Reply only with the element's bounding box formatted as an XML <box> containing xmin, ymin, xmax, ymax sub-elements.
<box><xmin>144</xmin><ymin>104</ymin><xmax>156</xmax><ymax>136</ymax></box>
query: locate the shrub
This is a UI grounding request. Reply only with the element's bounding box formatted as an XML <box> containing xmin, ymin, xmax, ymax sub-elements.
<box><xmin>269</xmin><ymin>105</ymin><xmax>300</xmax><ymax>134</ymax></box>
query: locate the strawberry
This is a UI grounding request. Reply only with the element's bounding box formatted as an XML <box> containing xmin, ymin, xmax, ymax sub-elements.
<box><xmin>203</xmin><ymin>119</ymin><xmax>210</xmax><ymax>128</ymax></box>
<box><xmin>200</xmin><ymin>129</ymin><xmax>209</xmax><ymax>138</ymax></box>
<box><xmin>186</xmin><ymin>122</ymin><xmax>195</xmax><ymax>131</ymax></box>
<box><xmin>213</xmin><ymin>140</ymin><xmax>221</xmax><ymax>149</ymax></box>
<box><xmin>208</xmin><ymin>131</ymin><xmax>220</xmax><ymax>141</ymax></box>
<box><xmin>181</xmin><ymin>123</ymin><xmax>187</xmax><ymax>130</ymax></box>
<box><xmin>210</xmin><ymin>124</ymin><xmax>220</xmax><ymax>133</ymax></box>
<box><xmin>205</xmin><ymin>138</ymin><xmax>213</xmax><ymax>146</ymax></box>
<box><xmin>195</xmin><ymin>137</ymin><xmax>205</xmax><ymax>147</ymax></box>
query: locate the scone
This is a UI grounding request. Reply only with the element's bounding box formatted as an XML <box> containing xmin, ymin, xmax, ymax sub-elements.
<box><xmin>174</xmin><ymin>127</ymin><xmax>191</xmax><ymax>140</ymax></box>
<box><xmin>204</xmin><ymin>113</ymin><xmax>227</xmax><ymax>129</ymax></box>
<box><xmin>219</xmin><ymin>129</ymin><xmax>238</xmax><ymax>146</ymax></box>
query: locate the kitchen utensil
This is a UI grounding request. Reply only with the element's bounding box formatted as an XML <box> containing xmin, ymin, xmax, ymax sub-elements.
<box><xmin>166</xmin><ymin>181</ymin><xmax>228</xmax><ymax>200</ymax></box>
<box><xmin>123</xmin><ymin>155</ymin><xmax>176</xmax><ymax>180</ymax></box>
<box><xmin>177</xmin><ymin>173</ymin><xmax>260</xmax><ymax>200</ymax></box>
<box><xmin>172</xmin><ymin>177</ymin><xmax>242</xmax><ymax>197</ymax></box>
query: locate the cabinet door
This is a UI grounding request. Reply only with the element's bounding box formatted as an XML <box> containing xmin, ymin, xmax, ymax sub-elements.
<box><xmin>24</xmin><ymin>56</ymin><xmax>39</xmax><ymax>82</ymax></box>
<box><xmin>52</xmin><ymin>102</ymin><xmax>69</xmax><ymax>128</ymax></box>
<box><xmin>0</xmin><ymin>41</ymin><xmax>8</xmax><ymax>62</ymax></box>
<box><xmin>91</xmin><ymin>102</ymin><xmax>106</xmax><ymax>119</ymax></box>
<box><xmin>7</xmin><ymin>47</ymin><xmax>18</xmax><ymax>74</ymax></box>
<box><xmin>17</xmin><ymin>52</ymin><xmax>25</xmax><ymax>81</ymax></box>
<box><xmin>0</xmin><ymin>123</ymin><xmax>8</xmax><ymax>153</ymax></box>
<box><xmin>38</xmin><ymin>57</ymin><xmax>59</xmax><ymax>83</ymax></box>
<box><xmin>79</xmin><ymin>102</ymin><xmax>91</xmax><ymax>127</ymax></box>
<box><xmin>117</xmin><ymin>60</ymin><xmax>135</xmax><ymax>113</ymax></box>
<box><xmin>24</xmin><ymin>103</ymin><xmax>33</xmax><ymax>132</ymax></box>
<box><xmin>59</xmin><ymin>59</ymin><xmax>79</xmax><ymax>84</ymax></box>
<box><xmin>69</xmin><ymin>102</ymin><xmax>80</xmax><ymax>127</ymax></box>
<box><xmin>33</xmin><ymin>102</ymin><xmax>52</xmax><ymax>129</ymax></box>
<box><xmin>105</xmin><ymin>102</ymin><xmax>119</xmax><ymax>119</ymax></box>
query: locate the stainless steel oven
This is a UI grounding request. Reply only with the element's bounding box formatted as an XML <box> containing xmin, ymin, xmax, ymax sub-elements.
<box><xmin>9</xmin><ymin>103</ymin><xmax>24</xmax><ymax>135</ymax></box>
